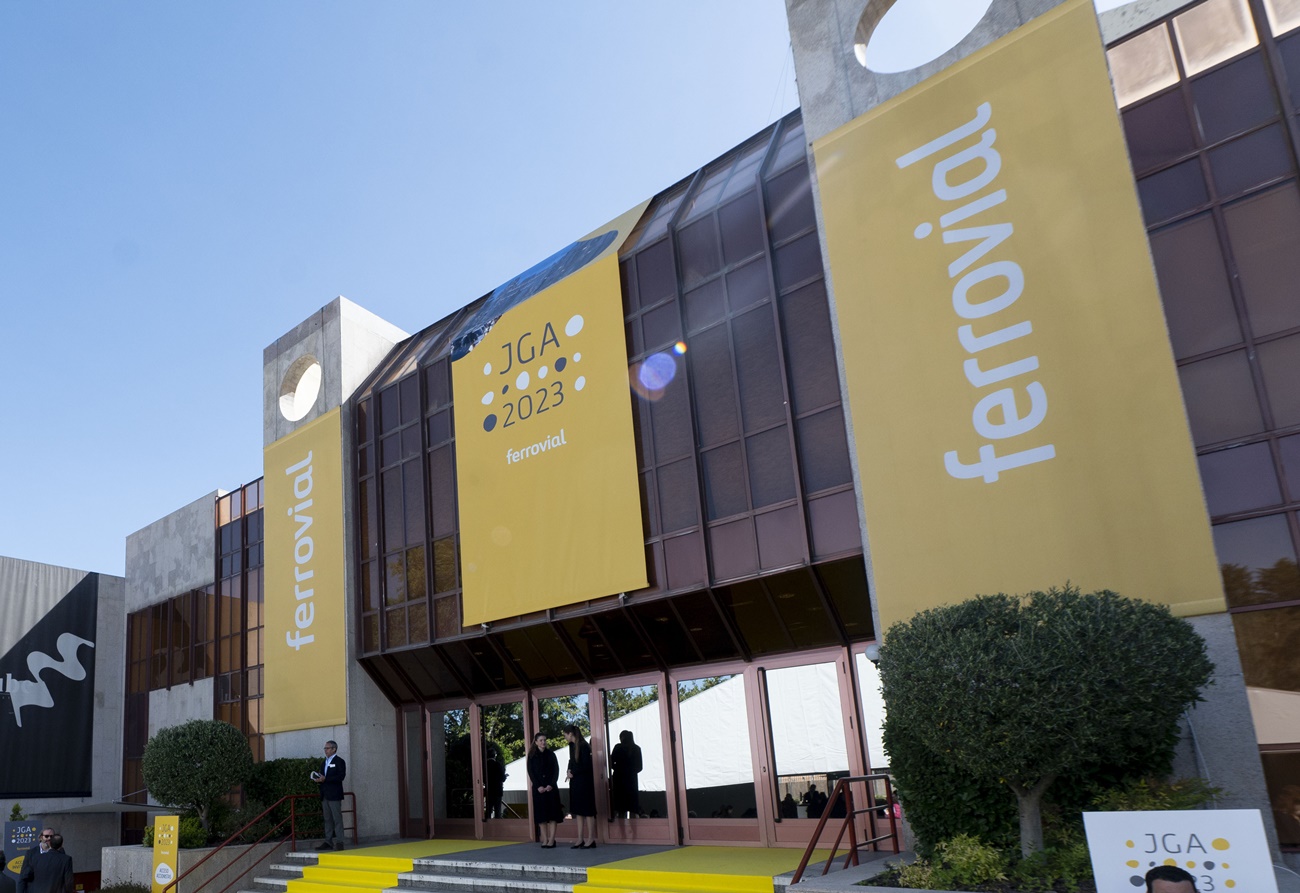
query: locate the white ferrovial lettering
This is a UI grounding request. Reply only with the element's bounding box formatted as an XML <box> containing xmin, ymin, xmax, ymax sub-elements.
<box><xmin>897</xmin><ymin>102</ymin><xmax>1056</xmax><ymax>483</ymax></box>
<box><xmin>285</xmin><ymin>451</ymin><xmax>316</xmax><ymax>650</ymax></box>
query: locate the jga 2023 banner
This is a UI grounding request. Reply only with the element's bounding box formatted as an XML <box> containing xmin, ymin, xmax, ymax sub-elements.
<box><xmin>453</xmin><ymin>213</ymin><xmax>647</xmax><ymax>625</ymax></box>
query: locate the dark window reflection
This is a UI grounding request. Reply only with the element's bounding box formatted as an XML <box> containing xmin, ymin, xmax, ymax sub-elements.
<box><xmin>1260</xmin><ymin>752</ymin><xmax>1300</xmax><ymax>849</ymax></box>
<box><xmin>1178</xmin><ymin>351</ymin><xmax>1263</xmax><ymax>445</ymax></box>
<box><xmin>1149</xmin><ymin>213</ymin><xmax>1241</xmax><ymax>358</ymax></box>
<box><xmin>1190</xmin><ymin>52</ymin><xmax>1276</xmax><ymax>144</ymax></box>
<box><xmin>1214</xmin><ymin>513</ymin><xmax>1299</xmax><ymax>607</ymax></box>
<box><xmin>1198</xmin><ymin>442</ymin><xmax>1282</xmax><ymax>516</ymax></box>
<box><xmin>1223</xmin><ymin>185</ymin><xmax>1300</xmax><ymax>339</ymax></box>
<box><xmin>1138</xmin><ymin>160</ymin><xmax>1209</xmax><ymax>225</ymax></box>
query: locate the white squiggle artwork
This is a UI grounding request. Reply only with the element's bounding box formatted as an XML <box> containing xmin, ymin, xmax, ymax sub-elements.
<box><xmin>3</xmin><ymin>633</ymin><xmax>95</xmax><ymax>727</ymax></box>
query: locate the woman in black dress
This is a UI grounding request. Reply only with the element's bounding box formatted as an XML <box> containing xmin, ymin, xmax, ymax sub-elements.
<box><xmin>526</xmin><ymin>732</ymin><xmax>563</xmax><ymax>847</ymax></box>
<box><xmin>563</xmin><ymin>724</ymin><xmax>597</xmax><ymax>848</ymax></box>
<box><xmin>608</xmin><ymin>729</ymin><xmax>643</xmax><ymax>820</ymax></box>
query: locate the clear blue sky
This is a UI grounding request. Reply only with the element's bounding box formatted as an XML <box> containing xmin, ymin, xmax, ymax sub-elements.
<box><xmin>0</xmin><ymin>0</ymin><xmax>1126</xmax><ymax>577</ymax></box>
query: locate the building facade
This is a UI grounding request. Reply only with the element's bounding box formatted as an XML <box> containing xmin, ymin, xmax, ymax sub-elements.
<box><xmin>5</xmin><ymin>0</ymin><xmax>1299</xmax><ymax>870</ymax></box>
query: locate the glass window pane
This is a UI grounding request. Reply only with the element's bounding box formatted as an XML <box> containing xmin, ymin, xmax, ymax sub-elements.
<box><xmin>1178</xmin><ymin>350</ymin><xmax>1264</xmax><ymax>444</ymax></box>
<box><xmin>678</xmin><ymin>217</ymin><xmax>723</xmax><ymax>290</ymax></box>
<box><xmin>768</xmin><ymin>663</ymin><xmax>849</xmax><ymax>819</ymax></box>
<box><xmin>1198</xmin><ymin>442</ymin><xmax>1282</xmax><ymax>516</ymax></box>
<box><xmin>855</xmin><ymin>654</ymin><xmax>889</xmax><ymax>770</ymax></box>
<box><xmin>1260</xmin><ymin>334</ymin><xmax>1300</xmax><ymax>427</ymax></box>
<box><xmin>1122</xmin><ymin>89</ymin><xmax>1197</xmax><ymax>173</ymax></box>
<box><xmin>1234</xmin><ymin>606</ymin><xmax>1300</xmax><ymax>694</ymax></box>
<box><xmin>481</xmin><ymin>701</ymin><xmax>528</xmax><ymax>820</ymax></box>
<box><xmin>690</xmin><ymin>326</ymin><xmax>740</xmax><ymax>447</ymax></box>
<box><xmin>781</xmin><ymin>281</ymin><xmax>842</xmax><ymax>414</ymax></box>
<box><xmin>774</xmin><ymin>232</ymin><xmax>823</xmax><ymax>292</ymax></box>
<box><xmin>684</xmin><ymin>279</ymin><xmax>726</xmax><ymax>334</ymax></box>
<box><xmin>703</xmin><ymin>443</ymin><xmax>749</xmax><ymax>520</ymax></box>
<box><xmin>433</xmin><ymin>537</ymin><xmax>457</xmax><ymax>594</ymax></box>
<box><xmin>1108</xmin><ymin>25</ymin><xmax>1180</xmax><ymax>107</ymax></box>
<box><xmin>658</xmin><ymin>458</ymin><xmax>700</xmax><ymax>533</ymax></box>
<box><xmin>1207</xmin><ymin>124</ymin><xmax>1292</xmax><ymax>197</ymax></box>
<box><xmin>603</xmin><ymin>685</ymin><xmax>666</xmax><ymax>819</ymax></box>
<box><xmin>746</xmin><ymin>427</ymin><xmax>797</xmax><ymax>508</ymax></box>
<box><xmin>1280</xmin><ymin>434</ymin><xmax>1300</xmax><ymax>500</ymax></box>
<box><xmin>718</xmin><ymin>191</ymin><xmax>766</xmax><ymax>266</ymax></box>
<box><xmin>432</xmin><ymin>708</ymin><xmax>473</xmax><ymax>819</ymax></box>
<box><xmin>1213</xmin><ymin>513</ymin><xmax>1298</xmax><ymax>606</ymax></box>
<box><xmin>1261</xmin><ymin>752</ymin><xmax>1300</xmax><ymax>850</ymax></box>
<box><xmin>650</xmin><ymin>375</ymin><xmax>694</xmax><ymax>462</ymax></box>
<box><xmin>400</xmin><ymin>373</ymin><xmax>421</xmax><ymax>425</ymax></box>
<box><xmin>1149</xmin><ymin>214</ymin><xmax>1241</xmax><ymax>358</ymax></box>
<box><xmin>797</xmin><ymin>408</ymin><xmax>853</xmax><ymax>492</ymax></box>
<box><xmin>766</xmin><ymin>165</ymin><xmax>817</xmax><ymax>244</ymax></box>
<box><xmin>1138</xmin><ymin>160</ymin><xmax>1209</xmax><ymax>225</ymax></box>
<box><xmin>678</xmin><ymin>674</ymin><xmax>757</xmax><ymax>819</ymax></box>
<box><xmin>636</xmin><ymin>239</ymin><xmax>677</xmax><ymax>307</ymax></box>
<box><xmin>733</xmin><ymin>308</ymin><xmax>786</xmax><ymax>432</ymax></box>
<box><xmin>1264</xmin><ymin>0</ymin><xmax>1300</xmax><ymax>35</ymax></box>
<box><xmin>725</xmin><ymin>258</ymin><xmax>772</xmax><ymax>313</ymax></box>
<box><xmin>1190</xmin><ymin>52</ymin><xmax>1276</xmax><ymax>143</ymax></box>
<box><xmin>642</xmin><ymin>302</ymin><xmax>682</xmax><ymax>352</ymax></box>
<box><xmin>1223</xmin><ymin>185</ymin><xmax>1300</xmax><ymax>338</ymax></box>
<box><xmin>1174</xmin><ymin>0</ymin><xmax>1259</xmax><ymax>75</ymax></box>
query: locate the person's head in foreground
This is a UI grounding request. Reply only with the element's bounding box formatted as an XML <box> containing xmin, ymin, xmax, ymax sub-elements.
<box><xmin>1146</xmin><ymin>865</ymin><xmax>1197</xmax><ymax>893</ymax></box>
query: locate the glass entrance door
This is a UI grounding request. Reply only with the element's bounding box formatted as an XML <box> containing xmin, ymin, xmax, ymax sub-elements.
<box><xmin>602</xmin><ymin>680</ymin><xmax>674</xmax><ymax>843</ymax></box>
<box><xmin>479</xmin><ymin>699</ymin><xmax>529</xmax><ymax>838</ymax></box>
<box><xmin>673</xmin><ymin>671</ymin><xmax>762</xmax><ymax>843</ymax></box>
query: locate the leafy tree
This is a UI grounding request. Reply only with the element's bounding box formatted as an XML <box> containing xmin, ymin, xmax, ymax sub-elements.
<box><xmin>603</xmin><ymin>685</ymin><xmax>657</xmax><ymax>723</ymax></box>
<box><xmin>878</xmin><ymin>586</ymin><xmax>1213</xmax><ymax>857</ymax></box>
<box><xmin>142</xmin><ymin>720</ymin><xmax>254</xmax><ymax>832</ymax></box>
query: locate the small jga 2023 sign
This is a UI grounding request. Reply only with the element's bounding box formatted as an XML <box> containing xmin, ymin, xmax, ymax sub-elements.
<box><xmin>1083</xmin><ymin>809</ymin><xmax>1277</xmax><ymax>893</ymax></box>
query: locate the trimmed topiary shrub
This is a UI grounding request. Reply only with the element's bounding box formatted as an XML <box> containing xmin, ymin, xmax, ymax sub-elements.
<box><xmin>142</xmin><ymin>720</ymin><xmax>254</xmax><ymax>833</ymax></box>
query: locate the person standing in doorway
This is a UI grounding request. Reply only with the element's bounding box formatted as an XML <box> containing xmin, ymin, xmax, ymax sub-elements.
<box><xmin>608</xmin><ymin>730</ymin><xmax>643</xmax><ymax>822</ymax></box>
<box><xmin>564</xmin><ymin>724</ymin><xmax>597</xmax><ymax>848</ymax></box>
<box><xmin>311</xmin><ymin>740</ymin><xmax>347</xmax><ymax>850</ymax></box>
<box><xmin>527</xmin><ymin>732</ymin><xmax>564</xmax><ymax>848</ymax></box>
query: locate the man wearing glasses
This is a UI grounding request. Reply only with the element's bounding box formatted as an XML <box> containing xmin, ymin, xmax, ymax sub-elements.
<box><xmin>16</xmin><ymin>829</ymin><xmax>74</xmax><ymax>893</ymax></box>
<box><xmin>310</xmin><ymin>741</ymin><xmax>347</xmax><ymax>851</ymax></box>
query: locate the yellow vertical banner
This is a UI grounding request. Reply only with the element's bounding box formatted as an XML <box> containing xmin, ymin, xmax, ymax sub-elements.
<box><xmin>453</xmin><ymin>248</ymin><xmax>647</xmax><ymax>624</ymax></box>
<box><xmin>151</xmin><ymin>815</ymin><xmax>178</xmax><ymax>893</ymax></box>
<box><xmin>263</xmin><ymin>408</ymin><xmax>348</xmax><ymax>732</ymax></box>
<box><xmin>813</xmin><ymin>0</ymin><xmax>1224</xmax><ymax>631</ymax></box>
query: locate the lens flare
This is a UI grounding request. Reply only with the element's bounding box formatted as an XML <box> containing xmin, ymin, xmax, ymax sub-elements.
<box><xmin>630</xmin><ymin>352</ymin><xmax>678</xmax><ymax>401</ymax></box>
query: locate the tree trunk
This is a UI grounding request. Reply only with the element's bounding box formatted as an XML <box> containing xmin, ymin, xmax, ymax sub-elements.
<box><xmin>1008</xmin><ymin>775</ymin><xmax>1056</xmax><ymax>858</ymax></box>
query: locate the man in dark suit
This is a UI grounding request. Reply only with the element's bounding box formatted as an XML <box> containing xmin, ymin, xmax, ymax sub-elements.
<box><xmin>16</xmin><ymin>830</ymin><xmax>73</xmax><ymax>893</ymax></box>
<box><xmin>312</xmin><ymin>740</ymin><xmax>347</xmax><ymax>851</ymax></box>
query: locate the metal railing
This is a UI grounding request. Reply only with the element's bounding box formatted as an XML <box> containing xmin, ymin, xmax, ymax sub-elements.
<box><xmin>160</xmin><ymin>791</ymin><xmax>357</xmax><ymax>893</ymax></box>
<box><xmin>790</xmin><ymin>773</ymin><xmax>899</xmax><ymax>885</ymax></box>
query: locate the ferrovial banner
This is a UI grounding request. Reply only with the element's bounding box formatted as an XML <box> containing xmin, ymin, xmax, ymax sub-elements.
<box><xmin>151</xmin><ymin>815</ymin><xmax>179</xmax><ymax>893</ymax></box>
<box><xmin>263</xmin><ymin>407</ymin><xmax>347</xmax><ymax>732</ymax></box>
<box><xmin>453</xmin><ymin>210</ymin><xmax>648</xmax><ymax>624</ymax></box>
<box><xmin>812</xmin><ymin>0</ymin><xmax>1225</xmax><ymax>632</ymax></box>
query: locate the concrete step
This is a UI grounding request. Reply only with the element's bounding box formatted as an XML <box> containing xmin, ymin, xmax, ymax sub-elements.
<box><xmin>410</xmin><ymin>859</ymin><xmax>584</xmax><ymax>883</ymax></box>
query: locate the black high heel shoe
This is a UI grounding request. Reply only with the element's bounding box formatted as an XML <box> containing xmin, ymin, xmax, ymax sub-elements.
<box><xmin>571</xmin><ymin>842</ymin><xmax>584</xmax><ymax>849</ymax></box>
<box><xmin>582</xmin><ymin>842</ymin><xmax>597</xmax><ymax>849</ymax></box>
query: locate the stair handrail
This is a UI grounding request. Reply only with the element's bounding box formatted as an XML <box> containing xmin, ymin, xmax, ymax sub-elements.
<box><xmin>790</xmin><ymin>773</ymin><xmax>899</xmax><ymax>886</ymax></box>
<box><xmin>159</xmin><ymin>791</ymin><xmax>356</xmax><ymax>893</ymax></box>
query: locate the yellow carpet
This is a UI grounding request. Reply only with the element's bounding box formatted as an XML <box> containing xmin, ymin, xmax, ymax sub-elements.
<box><xmin>286</xmin><ymin>840</ymin><xmax>511</xmax><ymax>893</ymax></box>
<box><xmin>577</xmin><ymin>846</ymin><xmax>834</xmax><ymax>893</ymax></box>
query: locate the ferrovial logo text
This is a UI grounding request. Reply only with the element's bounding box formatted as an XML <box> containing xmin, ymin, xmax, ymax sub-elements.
<box><xmin>283</xmin><ymin>451</ymin><xmax>316</xmax><ymax>652</ymax></box>
<box><xmin>897</xmin><ymin>101</ymin><xmax>1056</xmax><ymax>484</ymax></box>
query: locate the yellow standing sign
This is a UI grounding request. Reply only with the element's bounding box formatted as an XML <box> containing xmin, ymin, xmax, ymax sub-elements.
<box><xmin>151</xmin><ymin>815</ymin><xmax>179</xmax><ymax>893</ymax></box>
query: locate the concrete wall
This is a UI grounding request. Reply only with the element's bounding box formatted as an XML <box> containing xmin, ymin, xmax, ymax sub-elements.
<box><xmin>125</xmin><ymin>492</ymin><xmax>219</xmax><ymax>613</ymax></box>
<box><xmin>1172</xmin><ymin>614</ymin><xmax>1280</xmax><ymax>855</ymax></box>
<box><xmin>262</xmin><ymin>296</ymin><xmax>406</xmax><ymax>448</ymax></box>
<box><xmin>101</xmin><ymin>840</ymin><xmax>291</xmax><ymax>889</ymax></box>
<box><xmin>149</xmin><ymin>678</ymin><xmax>217</xmax><ymax>740</ymax></box>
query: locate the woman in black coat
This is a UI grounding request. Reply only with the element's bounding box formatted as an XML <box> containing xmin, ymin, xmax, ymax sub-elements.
<box><xmin>526</xmin><ymin>732</ymin><xmax>563</xmax><ymax>847</ymax></box>
<box><xmin>608</xmin><ymin>729</ymin><xmax>643</xmax><ymax>820</ymax></box>
<box><xmin>564</xmin><ymin>724</ymin><xmax>597</xmax><ymax>848</ymax></box>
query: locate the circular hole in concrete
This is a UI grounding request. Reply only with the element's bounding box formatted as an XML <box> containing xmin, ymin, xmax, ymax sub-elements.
<box><xmin>854</xmin><ymin>0</ymin><xmax>996</xmax><ymax>73</ymax></box>
<box><xmin>279</xmin><ymin>354</ymin><xmax>322</xmax><ymax>422</ymax></box>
